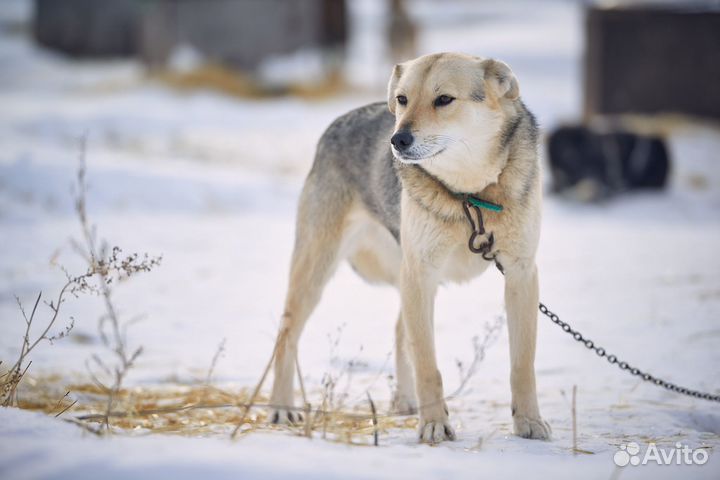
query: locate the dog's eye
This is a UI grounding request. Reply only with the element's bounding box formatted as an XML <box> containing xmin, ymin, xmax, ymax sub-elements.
<box><xmin>434</xmin><ymin>95</ymin><xmax>455</xmax><ymax>107</ymax></box>
<box><xmin>396</xmin><ymin>95</ymin><xmax>408</xmax><ymax>106</ymax></box>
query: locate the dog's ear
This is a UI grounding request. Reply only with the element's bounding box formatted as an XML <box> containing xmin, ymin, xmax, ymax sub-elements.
<box><xmin>387</xmin><ymin>63</ymin><xmax>404</xmax><ymax>114</ymax></box>
<box><xmin>481</xmin><ymin>59</ymin><xmax>519</xmax><ymax>101</ymax></box>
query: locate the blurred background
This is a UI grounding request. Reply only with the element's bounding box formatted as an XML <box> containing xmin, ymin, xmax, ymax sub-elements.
<box><xmin>1</xmin><ymin>0</ymin><xmax>720</xmax><ymax>462</ymax></box>
<box><xmin>2</xmin><ymin>0</ymin><xmax>719</xmax><ymax>201</ymax></box>
<box><xmin>0</xmin><ymin>0</ymin><xmax>586</xmax><ymax>183</ymax></box>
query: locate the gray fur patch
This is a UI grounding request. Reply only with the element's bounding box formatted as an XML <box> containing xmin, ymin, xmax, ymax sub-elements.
<box><xmin>314</xmin><ymin>102</ymin><xmax>402</xmax><ymax>240</ymax></box>
<box><xmin>519</xmin><ymin>155</ymin><xmax>539</xmax><ymax>204</ymax></box>
<box><xmin>521</xmin><ymin>101</ymin><xmax>539</xmax><ymax>144</ymax></box>
<box><xmin>471</xmin><ymin>90</ymin><xmax>485</xmax><ymax>102</ymax></box>
<box><xmin>499</xmin><ymin>115</ymin><xmax>522</xmax><ymax>152</ymax></box>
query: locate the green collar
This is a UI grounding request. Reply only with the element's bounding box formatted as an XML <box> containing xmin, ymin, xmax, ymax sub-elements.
<box><xmin>406</xmin><ymin>164</ymin><xmax>505</xmax><ymax>215</ymax></box>
<box><xmin>459</xmin><ymin>194</ymin><xmax>504</xmax><ymax>212</ymax></box>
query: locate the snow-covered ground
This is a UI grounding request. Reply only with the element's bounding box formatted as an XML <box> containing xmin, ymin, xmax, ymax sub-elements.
<box><xmin>1</xmin><ymin>1</ymin><xmax>719</xmax><ymax>479</ymax></box>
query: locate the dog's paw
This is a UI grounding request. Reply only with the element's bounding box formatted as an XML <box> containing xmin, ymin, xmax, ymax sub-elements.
<box><xmin>269</xmin><ymin>408</ymin><xmax>304</xmax><ymax>425</ymax></box>
<box><xmin>419</xmin><ymin>420</ymin><xmax>456</xmax><ymax>444</ymax></box>
<box><xmin>392</xmin><ymin>392</ymin><xmax>418</xmax><ymax>415</ymax></box>
<box><xmin>418</xmin><ymin>409</ymin><xmax>456</xmax><ymax>444</ymax></box>
<box><xmin>513</xmin><ymin>414</ymin><xmax>551</xmax><ymax>440</ymax></box>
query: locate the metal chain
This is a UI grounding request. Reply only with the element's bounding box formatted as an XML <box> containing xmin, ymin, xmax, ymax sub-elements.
<box><xmin>458</xmin><ymin>199</ymin><xmax>720</xmax><ymax>403</ymax></box>
<box><xmin>538</xmin><ymin>302</ymin><xmax>720</xmax><ymax>402</ymax></box>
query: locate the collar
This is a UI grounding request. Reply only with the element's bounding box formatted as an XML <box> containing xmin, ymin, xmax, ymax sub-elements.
<box><xmin>410</xmin><ymin>165</ymin><xmax>504</xmax><ymax>212</ymax></box>
<box><xmin>400</xmin><ymin>164</ymin><xmax>505</xmax><ymax>262</ymax></box>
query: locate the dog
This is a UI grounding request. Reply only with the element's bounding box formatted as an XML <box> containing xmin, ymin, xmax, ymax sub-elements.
<box><xmin>267</xmin><ymin>52</ymin><xmax>550</xmax><ymax>443</ymax></box>
<box><xmin>547</xmin><ymin>125</ymin><xmax>669</xmax><ymax>201</ymax></box>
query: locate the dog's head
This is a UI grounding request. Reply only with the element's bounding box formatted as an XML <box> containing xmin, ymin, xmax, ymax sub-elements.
<box><xmin>387</xmin><ymin>53</ymin><xmax>520</xmax><ymax>171</ymax></box>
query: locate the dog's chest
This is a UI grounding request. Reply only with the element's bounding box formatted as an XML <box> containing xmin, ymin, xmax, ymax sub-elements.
<box><xmin>440</xmin><ymin>236</ymin><xmax>495</xmax><ymax>283</ymax></box>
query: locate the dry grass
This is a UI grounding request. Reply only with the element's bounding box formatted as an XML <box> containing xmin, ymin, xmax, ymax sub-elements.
<box><xmin>16</xmin><ymin>376</ymin><xmax>416</xmax><ymax>443</ymax></box>
<box><xmin>8</xmin><ymin>310</ymin><xmax>495</xmax><ymax>444</ymax></box>
<box><xmin>151</xmin><ymin>64</ymin><xmax>348</xmax><ymax>100</ymax></box>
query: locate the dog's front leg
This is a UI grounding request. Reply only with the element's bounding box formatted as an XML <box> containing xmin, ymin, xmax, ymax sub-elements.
<box><xmin>400</xmin><ymin>250</ymin><xmax>455</xmax><ymax>444</ymax></box>
<box><xmin>504</xmin><ymin>259</ymin><xmax>551</xmax><ymax>440</ymax></box>
<box><xmin>392</xmin><ymin>312</ymin><xmax>418</xmax><ymax>414</ymax></box>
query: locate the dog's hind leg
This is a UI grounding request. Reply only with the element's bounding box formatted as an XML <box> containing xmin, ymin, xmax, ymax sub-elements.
<box><xmin>269</xmin><ymin>178</ymin><xmax>350</xmax><ymax>424</ymax></box>
<box><xmin>392</xmin><ymin>312</ymin><xmax>418</xmax><ymax>414</ymax></box>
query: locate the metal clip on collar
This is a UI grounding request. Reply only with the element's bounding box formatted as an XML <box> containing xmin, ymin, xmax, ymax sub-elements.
<box><xmin>461</xmin><ymin>197</ymin><xmax>497</xmax><ymax>262</ymax></box>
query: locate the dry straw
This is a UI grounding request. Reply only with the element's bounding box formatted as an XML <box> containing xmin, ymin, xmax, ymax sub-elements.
<box><xmin>16</xmin><ymin>376</ymin><xmax>417</xmax><ymax>443</ymax></box>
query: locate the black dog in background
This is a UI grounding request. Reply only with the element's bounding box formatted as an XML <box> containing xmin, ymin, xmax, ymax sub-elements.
<box><xmin>547</xmin><ymin>126</ymin><xmax>670</xmax><ymax>201</ymax></box>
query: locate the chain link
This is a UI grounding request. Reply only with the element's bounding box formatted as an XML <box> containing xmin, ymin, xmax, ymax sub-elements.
<box><xmin>538</xmin><ymin>302</ymin><xmax>720</xmax><ymax>402</ymax></box>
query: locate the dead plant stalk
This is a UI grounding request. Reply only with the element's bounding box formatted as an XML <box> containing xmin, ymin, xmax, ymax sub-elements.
<box><xmin>73</xmin><ymin>137</ymin><xmax>159</xmax><ymax>431</ymax></box>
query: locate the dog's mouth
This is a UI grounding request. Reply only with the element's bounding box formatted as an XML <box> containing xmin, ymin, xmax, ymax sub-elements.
<box><xmin>392</xmin><ymin>147</ymin><xmax>446</xmax><ymax>164</ymax></box>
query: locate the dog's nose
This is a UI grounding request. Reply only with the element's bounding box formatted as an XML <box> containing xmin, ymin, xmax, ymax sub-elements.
<box><xmin>391</xmin><ymin>131</ymin><xmax>414</xmax><ymax>151</ymax></box>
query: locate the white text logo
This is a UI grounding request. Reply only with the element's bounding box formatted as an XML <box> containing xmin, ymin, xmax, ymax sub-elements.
<box><xmin>614</xmin><ymin>442</ymin><xmax>709</xmax><ymax>467</ymax></box>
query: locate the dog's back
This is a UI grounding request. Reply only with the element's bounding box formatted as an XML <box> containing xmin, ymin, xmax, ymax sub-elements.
<box><xmin>309</xmin><ymin>101</ymin><xmax>402</xmax><ymax>240</ymax></box>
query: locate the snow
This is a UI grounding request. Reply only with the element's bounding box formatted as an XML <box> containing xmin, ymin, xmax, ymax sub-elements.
<box><xmin>1</xmin><ymin>0</ymin><xmax>720</xmax><ymax>478</ymax></box>
<box><xmin>1</xmin><ymin>407</ymin><xmax>713</xmax><ymax>480</ymax></box>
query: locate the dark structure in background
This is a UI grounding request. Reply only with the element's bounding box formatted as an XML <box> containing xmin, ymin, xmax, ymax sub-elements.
<box><xmin>33</xmin><ymin>0</ymin><xmax>347</xmax><ymax>70</ymax></box>
<box><xmin>140</xmin><ymin>0</ymin><xmax>346</xmax><ymax>70</ymax></box>
<box><xmin>549</xmin><ymin>2</ymin><xmax>718</xmax><ymax>201</ymax></box>
<box><xmin>548</xmin><ymin>126</ymin><xmax>669</xmax><ymax>201</ymax></box>
<box><xmin>584</xmin><ymin>3</ymin><xmax>720</xmax><ymax>121</ymax></box>
<box><xmin>34</xmin><ymin>0</ymin><xmax>140</xmax><ymax>56</ymax></box>
<box><xmin>387</xmin><ymin>0</ymin><xmax>417</xmax><ymax>64</ymax></box>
